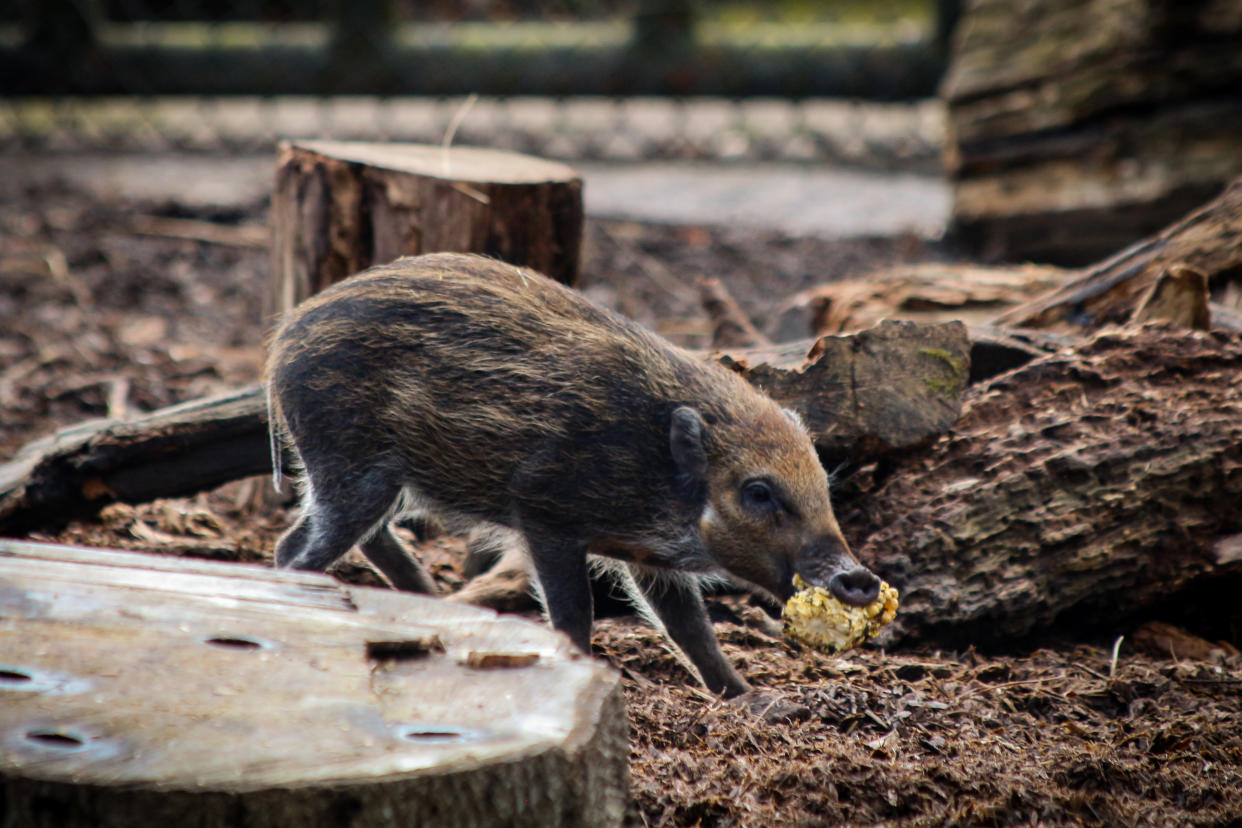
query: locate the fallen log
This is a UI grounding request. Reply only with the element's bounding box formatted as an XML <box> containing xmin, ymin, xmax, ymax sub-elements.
<box><xmin>772</xmin><ymin>263</ymin><xmax>1069</xmax><ymax>337</ymax></box>
<box><xmin>0</xmin><ymin>321</ymin><xmax>970</xmax><ymax>534</ymax></box>
<box><xmin>766</xmin><ymin>262</ymin><xmax>1076</xmax><ymax>382</ymax></box>
<box><xmin>772</xmin><ymin>180</ymin><xmax>1242</xmax><ymax>382</ymax></box>
<box><xmin>0</xmin><ymin>385</ymin><xmax>271</xmax><ymax>535</ymax></box>
<box><xmin>842</xmin><ymin>325</ymin><xmax>1242</xmax><ymax>647</ymax></box>
<box><xmin>993</xmin><ymin>177</ymin><xmax>1242</xmax><ymax>333</ymax></box>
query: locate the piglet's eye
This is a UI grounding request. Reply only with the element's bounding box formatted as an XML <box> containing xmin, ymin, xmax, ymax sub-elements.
<box><xmin>740</xmin><ymin>479</ymin><xmax>778</xmax><ymax>512</ymax></box>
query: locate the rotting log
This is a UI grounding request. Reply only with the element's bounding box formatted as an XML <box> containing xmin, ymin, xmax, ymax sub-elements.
<box><xmin>0</xmin><ymin>539</ymin><xmax>629</xmax><ymax>828</ymax></box>
<box><xmin>841</xmin><ymin>325</ymin><xmax>1242</xmax><ymax>647</ymax></box>
<box><xmin>271</xmin><ymin>140</ymin><xmax>584</xmax><ymax>315</ymax></box>
<box><xmin>714</xmin><ymin>320</ymin><xmax>970</xmax><ymax>465</ymax></box>
<box><xmin>772</xmin><ymin>263</ymin><xmax>1069</xmax><ymax>338</ymax></box>
<box><xmin>943</xmin><ymin>0</ymin><xmax>1242</xmax><ymax>264</ymax></box>
<box><xmin>0</xmin><ymin>321</ymin><xmax>970</xmax><ymax>535</ymax></box>
<box><xmin>993</xmin><ymin>178</ymin><xmax>1242</xmax><ymax>334</ymax></box>
<box><xmin>771</xmin><ymin>179</ymin><xmax>1242</xmax><ymax>380</ymax></box>
<box><xmin>0</xmin><ymin>384</ymin><xmax>271</xmax><ymax>536</ymax></box>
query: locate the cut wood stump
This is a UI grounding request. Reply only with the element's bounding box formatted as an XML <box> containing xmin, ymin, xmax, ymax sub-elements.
<box><xmin>271</xmin><ymin>140</ymin><xmax>584</xmax><ymax>314</ymax></box>
<box><xmin>0</xmin><ymin>540</ymin><xmax>629</xmax><ymax>828</ymax></box>
<box><xmin>841</xmin><ymin>325</ymin><xmax>1242</xmax><ymax>647</ymax></box>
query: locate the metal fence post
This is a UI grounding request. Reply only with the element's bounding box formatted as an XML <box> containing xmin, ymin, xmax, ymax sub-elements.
<box><xmin>935</xmin><ymin>0</ymin><xmax>962</xmax><ymax>57</ymax></box>
<box><xmin>327</xmin><ymin>0</ymin><xmax>398</xmax><ymax>93</ymax></box>
<box><xmin>627</xmin><ymin>0</ymin><xmax>697</xmax><ymax>93</ymax></box>
<box><xmin>21</xmin><ymin>0</ymin><xmax>101</xmax><ymax>91</ymax></box>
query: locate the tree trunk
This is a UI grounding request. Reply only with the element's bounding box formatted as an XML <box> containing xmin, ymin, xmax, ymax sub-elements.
<box><xmin>0</xmin><ymin>539</ymin><xmax>629</xmax><ymax>828</ymax></box>
<box><xmin>270</xmin><ymin>140</ymin><xmax>584</xmax><ymax>315</ymax></box>
<box><xmin>943</xmin><ymin>0</ymin><xmax>1242</xmax><ymax>264</ymax></box>
<box><xmin>842</xmin><ymin>325</ymin><xmax>1242</xmax><ymax>647</ymax></box>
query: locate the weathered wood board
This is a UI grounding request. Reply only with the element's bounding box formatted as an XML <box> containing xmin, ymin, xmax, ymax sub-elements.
<box><xmin>0</xmin><ymin>540</ymin><xmax>628</xmax><ymax>827</ymax></box>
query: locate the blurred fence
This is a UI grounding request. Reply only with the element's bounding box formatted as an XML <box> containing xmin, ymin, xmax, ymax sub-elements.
<box><xmin>0</xmin><ymin>0</ymin><xmax>955</xmax><ymax>162</ymax></box>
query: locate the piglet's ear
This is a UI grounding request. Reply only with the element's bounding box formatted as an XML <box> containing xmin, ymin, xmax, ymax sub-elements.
<box><xmin>670</xmin><ymin>406</ymin><xmax>708</xmax><ymax>483</ymax></box>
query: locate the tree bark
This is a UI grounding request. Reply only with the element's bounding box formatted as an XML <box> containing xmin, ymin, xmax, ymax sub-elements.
<box><xmin>270</xmin><ymin>140</ymin><xmax>584</xmax><ymax>315</ymax></box>
<box><xmin>0</xmin><ymin>540</ymin><xmax>629</xmax><ymax>827</ymax></box>
<box><xmin>842</xmin><ymin>325</ymin><xmax>1242</xmax><ymax>647</ymax></box>
<box><xmin>943</xmin><ymin>0</ymin><xmax>1242</xmax><ymax>264</ymax></box>
<box><xmin>714</xmin><ymin>320</ymin><xmax>970</xmax><ymax>465</ymax></box>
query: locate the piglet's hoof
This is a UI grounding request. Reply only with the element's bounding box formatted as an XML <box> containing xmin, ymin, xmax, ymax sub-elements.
<box><xmin>732</xmin><ymin>689</ymin><xmax>811</xmax><ymax>724</ymax></box>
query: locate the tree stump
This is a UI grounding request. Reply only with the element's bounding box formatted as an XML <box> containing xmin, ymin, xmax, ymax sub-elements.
<box><xmin>943</xmin><ymin>0</ymin><xmax>1242</xmax><ymax>264</ymax></box>
<box><xmin>270</xmin><ymin>140</ymin><xmax>584</xmax><ymax>314</ymax></box>
<box><xmin>0</xmin><ymin>540</ymin><xmax>629</xmax><ymax>827</ymax></box>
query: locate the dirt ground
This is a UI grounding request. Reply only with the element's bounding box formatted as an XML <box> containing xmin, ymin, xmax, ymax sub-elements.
<box><xmin>3</xmin><ymin>178</ymin><xmax>1241</xmax><ymax>827</ymax></box>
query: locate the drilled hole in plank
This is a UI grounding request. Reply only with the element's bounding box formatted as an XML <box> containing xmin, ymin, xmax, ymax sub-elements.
<box><xmin>26</xmin><ymin>729</ymin><xmax>85</xmax><ymax>750</ymax></box>
<box><xmin>400</xmin><ymin>729</ymin><xmax>466</xmax><ymax>744</ymax></box>
<box><xmin>0</xmin><ymin>669</ymin><xmax>32</xmax><ymax>685</ymax></box>
<box><xmin>204</xmin><ymin>636</ymin><xmax>264</xmax><ymax>650</ymax></box>
<box><xmin>367</xmin><ymin>637</ymin><xmax>444</xmax><ymax>662</ymax></box>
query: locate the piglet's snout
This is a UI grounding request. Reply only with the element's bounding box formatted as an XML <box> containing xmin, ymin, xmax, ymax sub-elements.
<box><xmin>828</xmin><ymin>568</ymin><xmax>881</xmax><ymax>607</ymax></box>
<box><xmin>796</xmin><ymin>538</ymin><xmax>881</xmax><ymax>607</ymax></box>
